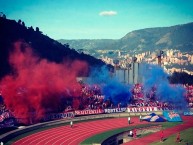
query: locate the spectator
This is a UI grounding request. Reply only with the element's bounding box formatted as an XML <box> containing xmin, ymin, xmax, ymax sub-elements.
<box><xmin>70</xmin><ymin>120</ymin><xmax>73</xmax><ymax>128</ymax></box>
<box><xmin>139</xmin><ymin>115</ymin><xmax>142</xmax><ymax>122</ymax></box>
<box><xmin>128</xmin><ymin>117</ymin><xmax>131</xmax><ymax>124</ymax></box>
<box><xmin>129</xmin><ymin>130</ymin><xmax>133</xmax><ymax>137</ymax></box>
<box><xmin>133</xmin><ymin>128</ymin><xmax>137</xmax><ymax>138</ymax></box>
<box><xmin>160</xmin><ymin>130</ymin><xmax>164</xmax><ymax>142</ymax></box>
<box><xmin>175</xmin><ymin>132</ymin><xmax>180</xmax><ymax>143</ymax></box>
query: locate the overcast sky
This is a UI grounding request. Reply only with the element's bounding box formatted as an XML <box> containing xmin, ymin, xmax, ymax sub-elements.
<box><xmin>1</xmin><ymin>0</ymin><xmax>193</xmax><ymax>39</ymax></box>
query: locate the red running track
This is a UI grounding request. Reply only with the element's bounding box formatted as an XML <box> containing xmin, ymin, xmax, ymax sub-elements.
<box><xmin>12</xmin><ymin>117</ymin><xmax>147</xmax><ymax>145</ymax></box>
<box><xmin>12</xmin><ymin>116</ymin><xmax>193</xmax><ymax>145</ymax></box>
<box><xmin>123</xmin><ymin>116</ymin><xmax>193</xmax><ymax>145</ymax></box>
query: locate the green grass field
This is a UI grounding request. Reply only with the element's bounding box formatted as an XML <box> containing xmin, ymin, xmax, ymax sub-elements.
<box><xmin>80</xmin><ymin>122</ymin><xmax>183</xmax><ymax>145</ymax></box>
<box><xmin>80</xmin><ymin>124</ymin><xmax>159</xmax><ymax>145</ymax></box>
<box><xmin>150</xmin><ymin>127</ymin><xmax>193</xmax><ymax>145</ymax></box>
<box><xmin>2</xmin><ymin>118</ymin><xmax>185</xmax><ymax>145</ymax></box>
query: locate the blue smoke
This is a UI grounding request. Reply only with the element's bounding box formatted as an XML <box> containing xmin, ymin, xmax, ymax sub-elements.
<box><xmin>87</xmin><ymin>66</ymin><xmax>131</xmax><ymax>107</ymax></box>
<box><xmin>142</xmin><ymin>64</ymin><xmax>188</xmax><ymax>111</ymax></box>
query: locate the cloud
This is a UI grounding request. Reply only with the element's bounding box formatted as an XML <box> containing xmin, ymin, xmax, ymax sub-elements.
<box><xmin>99</xmin><ymin>10</ymin><xmax>117</xmax><ymax>16</ymax></box>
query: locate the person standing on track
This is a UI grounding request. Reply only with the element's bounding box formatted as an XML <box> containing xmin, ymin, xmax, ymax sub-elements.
<box><xmin>70</xmin><ymin>120</ymin><xmax>73</xmax><ymax>128</ymax></box>
<box><xmin>160</xmin><ymin>130</ymin><xmax>164</xmax><ymax>142</ymax></box>
<box><xmin>129</xmin><ymin>130</ymin><xmax>133</xmax><ymax>137</ymax></box>
<box><xmin>133</xmin><ymin>128</ymin><xmax>137</xmax><ymax>138</ymax></box>
<box><xmin>128</xmin><ymin>116</ymin><xmax>131</xmax><ymax>124</ymax></box>
<box><xmin>139</xmin><ymin>115</ymin><xmax>142</xmax><ymax>122</ymax></box>
<box><xmin>175</xmin><ymin>132</ymin><xmax>180</xmax><ymax>143</ymax></box>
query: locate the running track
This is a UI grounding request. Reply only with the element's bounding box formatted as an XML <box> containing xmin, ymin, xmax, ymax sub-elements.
<box><xmin>124</xmin><ymin>116</ymin><xmax>193</xmax><ymax>145</ymax></box>
<box><xmin>12</xmin><ymin>116</ymin><xmax>193</xmax><ymax>145</ymax></box>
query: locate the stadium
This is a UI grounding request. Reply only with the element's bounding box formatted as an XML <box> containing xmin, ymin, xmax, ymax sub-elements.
<box><xmin>1</xmin><ymin>5</ymin><xmax>193</xmax><ymax>144</ymax></box>
<box><xmin>1</xmin><ymin>58</ymin><xmax>193</xmax><ymax>144</ymax></box>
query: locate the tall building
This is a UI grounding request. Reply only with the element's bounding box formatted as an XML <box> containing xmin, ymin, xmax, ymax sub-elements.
<box><xmin>191</xmin><ymin>55</ymin><xmax>193</xmax><ymax>64</ymax></box>
<box><xmin>114</xmin><ymin>62</ymin><xmax>142</xmax><ymax>85</ymax></box>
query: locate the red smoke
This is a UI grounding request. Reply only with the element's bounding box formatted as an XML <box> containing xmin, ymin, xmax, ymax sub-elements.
<box><xmin>0</xmin><ymin>41</ymin><xmax>88</xmax><ymax>123</ymax></box>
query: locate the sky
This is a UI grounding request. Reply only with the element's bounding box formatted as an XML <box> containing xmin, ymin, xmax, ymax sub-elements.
<box><xmin>1</xmin><ymin>0</ymin><xmax>193</xmax><ymax>39</ymax></box>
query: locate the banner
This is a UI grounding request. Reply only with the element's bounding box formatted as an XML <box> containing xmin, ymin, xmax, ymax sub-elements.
<box><xmin>184</xmin><ymin>111</ymin><xmax>193</xmax><ymax>116</ymax></box>
<box><xmin>104</xmin><ymin>108</ymin><xmax>127</xmax><ymax>113</ymax></box>
<box><xmin>141</xmin><ymin>113</ymin><xmax>166</xmax><ymax>122</ymax></box>
<box><xmin>127</xmin><ymin>107</ymin><xmax>158</xmax><ymax>112</ymax></box>
<box><xmin>163</xmin><ymin>111</ymin><xmax>182</xmax><ymax>122</ymax></box>
<box><xmin>43</xmin><ymin>112</ymin><xmax>74</xmax><ymax>121</ymax></box>
<box><xmin>75</xmin><ymin>109</ymin><xmax>104</xmax><ymax>116</ymax></box>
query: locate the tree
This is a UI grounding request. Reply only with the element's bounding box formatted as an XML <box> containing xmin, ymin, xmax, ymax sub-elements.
<box><xmin>0</xmin><ymin>12</ymin><xmax>6</xmax><ymax>19</ymax></box>
<box><xmin>18</xmin><ymin>19</ymin><xmax>22</xmax><ymax>25</ymax></box>
<box><xmin>28</xmin><ymin>26</ymin><xmax>34</xmax><ymax>32</ymax></box>
<box><xmin>168</xmin><ymin>72</ymin><xmax>193</xmax><ymax>85</ymax></box>
<box><xmin>22</xmin><ymin>21</ymin><xmax>25</xmax><ymax>27</ymax></box>
<box><xmin>2</xmin><ymin>14</ymin><xmax>6</xmax><ymax>19</ymax></box>
<box><xmin>36</xmin><ymin>27</ymin><xmax>39</xmax><ymax>32</ymax></box>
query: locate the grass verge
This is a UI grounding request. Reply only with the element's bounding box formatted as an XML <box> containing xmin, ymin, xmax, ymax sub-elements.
<box><xmin>80</xmin><ymin>122</ymin><xmax>183</xmax><ymax>145</ymax></box>
<box><xmin>150</xmin><ymin>127</ymin><xmax>193</xmax><ymax>145</ymax></box>
<box><xmin>81</xmin><ymin>123</ymin><xmax>160</xmax><ymax>145</ymax></box>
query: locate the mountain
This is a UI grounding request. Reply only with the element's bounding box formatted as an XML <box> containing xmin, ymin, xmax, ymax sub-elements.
<box><xmin>0</xmin><ymin>17</ymin><xmax>106</xmax><ymax>79</ymax></box>
<box><xmin>58</xmin><ymin>22</ymin><xmax>193</xmax><ymax>54</ymax></box>
<box><xmin>57</xmin><ymin>39</ymin><xmax>117</xmax><ymax>50</ymax></box>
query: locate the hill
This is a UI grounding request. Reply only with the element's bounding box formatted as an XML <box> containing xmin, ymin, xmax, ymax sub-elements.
<box><xmin>0</xmin><ymin>17</ymin><xmax>106</xmax><ymax>79</ymax></box>
<box><xmin>58</xmin><ymin>22</ymin><xmax>193</xmax><ymax>54</ymax></box>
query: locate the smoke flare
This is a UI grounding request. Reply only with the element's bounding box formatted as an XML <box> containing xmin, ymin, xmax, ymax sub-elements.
<box><xmin>0</xmin><ymin>41</ymin><xmax>88</xmax><ymax>123</ymax></box>
<box><xmin>87</xmin><ymin>66</ymin><xmax>131</xmax><ymax>107</ymax></box>
<box><xmin>142</xmin><ymin>64</ymin><xmax>188</xmax><ymax>111</ymax></box>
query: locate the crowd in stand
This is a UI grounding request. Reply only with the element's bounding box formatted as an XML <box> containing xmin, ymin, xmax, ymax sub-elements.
<box><xmin>0</xmin><ymin>104</ymin><xmax>6</xmax><ymax>115</ymax></box>
<box><xmin>0</xmin><ymin>94</ymin><xmax>6</xmax><ymax>115</ymax></box>
<box><xmin>0</xmin><ymin>84</ymin><xmax>193</xmax><ymax>117</ymax></box>
<box><xmin>79</xmin><ymin>84</ymin><xmax>106</xmax><ymax>110</ymax></box>
<box><xmin>77</xmin><ymin>83</ymin><xmax>193</xmax><ymax>110</ymax></box>
<box><xmin>131</xmin><ymin>84</ymin><xmax>193</xmax><ymax>109</ymax></box>
<box><xmin>0</xmin><ymin>94</ymin><xmax>12</xmax><ymax>125</ymax></box>
<box><xmin>0</xmin><ymin>83</ymin><xmax>193</xmax><ymax>128</ymax></box>
<box><xmin>129</xmin><ymin>84</ymin><xmax>174</xmax><ymax>110</ymax></box>
<box><xmin>185</xmin><ymin>85</ymin><xmax>193</xmax><ymax>108</ymax></box>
